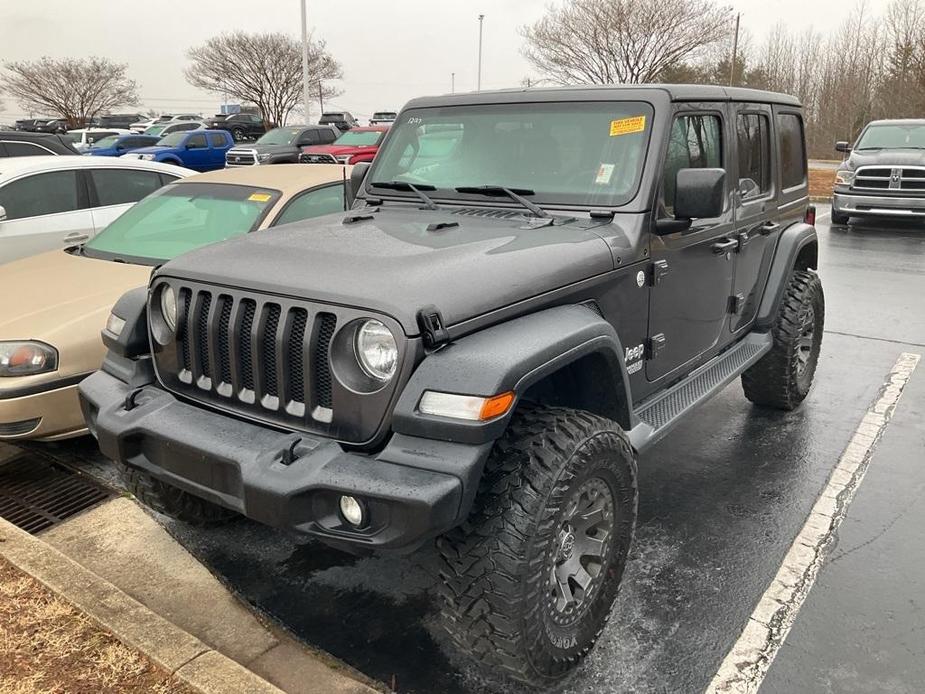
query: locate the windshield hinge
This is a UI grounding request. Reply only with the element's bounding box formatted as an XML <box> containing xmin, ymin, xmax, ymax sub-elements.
<box><xmin>417</xmin><ymin>305</ymin><xmax>451</xmax><ymax>349</ymax></box>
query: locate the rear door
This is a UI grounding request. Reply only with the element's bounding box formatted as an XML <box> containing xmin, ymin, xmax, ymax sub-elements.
<box><xmin>87</xmin><ymin>167</ymin><xmax>172</xmax><ymax>232</ymax></box>
<box><xmin>646</xmin><ymin>105</ymin><xmax>737</xmax><ymax>382</ymax></box>
<box><xmin>0</xmin><ymin>169</ymin><xmax>91</xmax><ymax>262</ymax></box>
<box><xmin>729</xmin><ymin>105</ymin><xmax>780</xmax><ymax>335</ymax></box>
<box><xmin>208</xmin><ymin>132</ymin><xmax>229</xmax><ymax>168</ymax></box>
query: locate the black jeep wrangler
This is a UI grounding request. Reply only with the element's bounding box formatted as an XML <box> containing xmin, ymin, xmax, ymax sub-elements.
<box><xmin>79</xmin><ymin>85</ymin><xmax>822</xmax><ymax>688</ymax></box>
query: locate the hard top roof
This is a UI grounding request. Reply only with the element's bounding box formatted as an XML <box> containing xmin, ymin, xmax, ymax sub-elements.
<box><xmin>184</xmin><ymin>163</ymin><xmax>350</xmax><ymax>198</ymax></box>
<box><xmin>405</xmin><ymin>83</ymin><xmax>802</xmax><ymax>109</ymax></box>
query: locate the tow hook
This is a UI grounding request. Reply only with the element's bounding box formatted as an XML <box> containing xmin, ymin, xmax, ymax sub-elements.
<box><xmin>123</xmin><ymin>387</ymin><xmax>144</xmax><ymax>411</ymax></box>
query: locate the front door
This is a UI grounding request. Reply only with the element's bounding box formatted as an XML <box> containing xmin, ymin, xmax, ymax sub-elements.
<box><xmin>183</xmin><ymin>132</ymin><xmax>210</xmax><ymax>171</ymax></box>
<box><xmin>730</xmin><ymin>105</ymin><xmax>780</xmax><ymax>334</ymax></box>
<box><xmin>646</xmin><ymin>106</ymin><xmax>737</xmax><ymax>381</ymax></box>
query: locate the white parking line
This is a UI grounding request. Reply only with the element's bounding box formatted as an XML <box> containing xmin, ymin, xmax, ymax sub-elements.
<box><xmin>705</xmin><ymin>351</ymin><xmax>921</xmax><ymax>694</ymax></box>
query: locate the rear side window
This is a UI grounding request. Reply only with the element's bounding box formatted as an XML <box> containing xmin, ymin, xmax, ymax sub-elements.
<box><xmin>209</xmin><ymin>133</ymin><xmax>226</xmax><ymax>147</ymax></box>
<box><xmin>318</xmin><ymin>129</ymin><xmax>337</xmax><ymax>144</ymax></box>
<box><xmin>778</xmin><ymin>113</ymin><xmax>807</xmax><ymax>190</ymax></box>
<box><xmin>661</xmin><ymin>114</ymin><xmax>723</xmax><ymax>215</ymax></box>
<box><xmin>90</xmin><ymin>168</ymin><xmax>166</xmax><ymax>207</ymax></box>
<box><xmin>737</xmin><ymin>114</ymin><xmax>772</xmax><ymax>199</ymax></box>
<box><xmin>3</xmin><ymin>141</ymin><xmax>53</xmax><ymax>156</ymax></box>
<box><xmin>273</xmin><ymin>184</ymin><xmax>345</xmax><ymax>226</ymax></box>
<box><xmin>0</xmin><ymin>170</ymin><xmax>80</xmax><ymax>219</ymax></box>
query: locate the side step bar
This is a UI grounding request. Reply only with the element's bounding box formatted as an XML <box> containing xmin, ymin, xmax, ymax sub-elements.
<box><xmin>629</xmin><ymin>332</ymin><xmax>773</xmax><ymax>452</ymax></box>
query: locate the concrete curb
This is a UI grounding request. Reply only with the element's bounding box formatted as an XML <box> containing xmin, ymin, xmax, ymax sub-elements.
<box><xmin>0</xmin><ymin>515</ymin><xmax>284</xmax><ymax>694</ymax></box>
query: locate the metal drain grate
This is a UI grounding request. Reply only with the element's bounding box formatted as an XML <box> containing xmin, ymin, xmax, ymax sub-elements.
<box><xmin>0</xmin><ymin>456</ymin><xmax>111</xmax><ymax>534</ymax></box>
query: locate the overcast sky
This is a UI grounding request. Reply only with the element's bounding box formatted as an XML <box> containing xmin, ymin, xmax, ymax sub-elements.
<box><xmin>1</xmin><ymin>0</ymin><xmax>869</xmax><ymax>123</ymax></box>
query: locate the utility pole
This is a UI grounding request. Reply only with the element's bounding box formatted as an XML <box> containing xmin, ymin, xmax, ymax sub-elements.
<box><xmin>729</xmin><ymin>13</ymin><xmax>740</xmax><ymax>87</ymax></box>
<box><xmin>477</xmin><ymin>14</ymin><xmax>485</xmax><ymax>92</ymax></box>
<box><xmin>301</xmin><ymin>0</ymin><xmax>312</xmax><ymax>124</ymax></box>
<box><xmin>451</xmin><ymin>72</ymin><xmax>455</xmax><ymax>93</ymax></box>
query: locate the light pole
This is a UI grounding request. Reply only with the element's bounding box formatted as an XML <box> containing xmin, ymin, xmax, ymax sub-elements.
<box><xmin>451</xmin><ymin>72</ymin><xmax>455</xmax><ymax>93</ymax></box>
<box><xmin>477</xmin><ymin>14</ymin><xmax>485</xmax><ymax>92</ymax></box>
<box><xmin>729</xmin><ymin>13</ymin><xmax>741</xmax><ymax>87</ymax></box>
<box><xmin>301</xmin><ymin>0</ymin><xmax>312</xmax><ymax>123</ymax></box>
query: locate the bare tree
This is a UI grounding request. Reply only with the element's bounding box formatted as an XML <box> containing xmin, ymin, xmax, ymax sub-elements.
<box><xmin>185</xmin><ymin>32</ymin><xmax>342</xmax><ymax>127</ymax></box>
<box><xmin>521</xmin><ymin>0</ymin><xmax>734</xmax><ymax>84</ymax></box>
<box><xmin>1</xmin><ymin>57</ymin><xmax>138</xmax><ymax>128</ymax></box>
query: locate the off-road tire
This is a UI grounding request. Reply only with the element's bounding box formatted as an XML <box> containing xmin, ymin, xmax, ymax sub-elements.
<box><xmin>742</xmin><ymin>270</ymin><xmax>824</xmax><ymax>410</ymax></box>
<box><xmin>435</xmin><ymin>405</ymin><xmax>638</xmax><ymax>687</ymax></box>
<box><xmin>831</xmin><ymin>209</ymin><xmax>850</xmax><ymax>225</ymax></box>
<box><xmin>124</xmin><ymin>467</ymin><xmax>237</xmax><ymax>525</ymax></box>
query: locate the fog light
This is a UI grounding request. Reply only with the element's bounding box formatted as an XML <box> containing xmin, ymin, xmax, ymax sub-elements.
<box><xmin>339</xmin><ymin>495</ymin><xmax>366</xmax><ymax>527</ymax></box>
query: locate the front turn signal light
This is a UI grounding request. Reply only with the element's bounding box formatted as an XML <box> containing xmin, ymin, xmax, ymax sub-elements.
<box><xmin>419</xmin><ymin>390</ymin><xmax>516</xmax><ymax>421</ymax></box>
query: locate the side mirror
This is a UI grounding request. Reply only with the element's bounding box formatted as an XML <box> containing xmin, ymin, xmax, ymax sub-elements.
<box><xmin>656</xmin><ymin>168</ymin><xmax>726</xmax><ymax>235</ymax></box>
<box><xmin>0</xmin><ymin>205</ymin><xmax>6</xmax><ymax>222</ymax></box>
<box><xmin>346</xmin><ymin>161</ymin><xmax>371</xmax><ymax>209</ymax></box>
<box><xmin>835</xmin><ymin>141</ymin><xmax>851</xmax><ymax>153</ymax></box>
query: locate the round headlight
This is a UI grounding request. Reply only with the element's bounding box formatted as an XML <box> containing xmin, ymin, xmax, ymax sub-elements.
<box><xmin>160</xmin><ymin>285</ymin><xmax>178</xmax><ymax>332</ymax></box>
<box><xmin>354</xmin><ymin>320</ymin><xmax>397</xmax><ymax>381</ymax></box>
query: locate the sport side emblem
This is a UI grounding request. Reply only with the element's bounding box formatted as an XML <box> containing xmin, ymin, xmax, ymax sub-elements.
<box><xmin>636</xmin><ymin>271</ymin><xmax>646</xmax><ymax>288</ymax></box>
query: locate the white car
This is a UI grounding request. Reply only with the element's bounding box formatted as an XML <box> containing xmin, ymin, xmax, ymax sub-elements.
<box><xmin>0</xmin><ymin>156</ymin><xmax>193</xmax><ymax>265</ymax></box>
<box><xmin>142</xmin><ymin>121</ymin><xmax>205</xmax><ymax>139</ymax></box>
<box><xmin>66</xmin><ymin>128</ymin><xmax>133</xmax><ymax>153</ymax></box>
<box><xmin>129</xmin><ymin>114</ymin><xmax>201</xmax><ymax>133</ymax></box>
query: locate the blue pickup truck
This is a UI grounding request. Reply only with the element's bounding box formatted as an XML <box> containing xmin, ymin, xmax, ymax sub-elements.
<box><xmin>122</xmin><ymin>129</ymin><xmax>232</xmax><ymax>171</ymax></box>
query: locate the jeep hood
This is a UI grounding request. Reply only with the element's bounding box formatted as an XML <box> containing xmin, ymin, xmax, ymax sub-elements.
<box><xmin>846</xmin><ymin>149</ymin><xmax>925</xmax><ymax>169</ymax></box>
<box><xmin>157</xmin><ymin>207</ymin><xmax>616</xmax><ymax>335</ymax></box>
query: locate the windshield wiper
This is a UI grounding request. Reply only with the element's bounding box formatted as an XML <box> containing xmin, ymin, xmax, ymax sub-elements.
<box><xmin>370</xmin><ymin>180</ymin><xmax>438</xmax><ymax>210</ymax></box>
<box><xmin>454</xmin><ymin>185</ymin><xmax>550</xmax><ymax>218</ymax></box>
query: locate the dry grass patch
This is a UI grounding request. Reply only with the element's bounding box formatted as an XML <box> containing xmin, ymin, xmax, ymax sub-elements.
<box><xmin>0</xmin><ymin>557</ymin><xmax>195</xmax><ymax>694</ymax></box>
<box><xmin>809</xmin><ymin>168</ymin><xmax>836</xmax><ymax>199</ymax></box>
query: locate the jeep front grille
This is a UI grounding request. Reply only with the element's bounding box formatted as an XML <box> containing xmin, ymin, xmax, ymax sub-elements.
<box><xmin>151</xmin><ymin>281</ymin><xmax>406</xmax><ymax>443</ymax></box>
<box><xmin>852</xmin><ymin>165</ymin><xmax>925</xmax><ymax>193</ymax></box>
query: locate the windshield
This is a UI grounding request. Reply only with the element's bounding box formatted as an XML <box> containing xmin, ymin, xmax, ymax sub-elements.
<box><xmin>82</xmin><ymin>183</ymin><xmax>281</xmax><ymax>264</ymax></box>
<box><xmin>157</xmin><ymin>132</ymin><xmax>187</xmax><ymax>147</ymax></box>
<box><xmin>145</xmin><ymin>125</ymin><xmax>166</xmax><ymax>136</ymax></box>
<box><xmin>257</xmin><ymin>127</ymin><xmax>302</xmax><ymax>145</ymax></box>
<box><xmin>92</xmin><ymin>136</ymin><xmax>120</xmax><ymax>149</ymax></box>
<box><xmin>368</xmin><ymin>102</ymin><xmax>653</xmax><ymax>207</ymax></box>
<box><xmin>334</xmin><ymin>130</ymin><xmax>383</xmax><ymax>146</ymax></box>
<box><xmin>372</xmin><ymin>112</ymin><xmax>396</xmax><ymax>119</ymax></box>
<box><xmin>856</xmin><ymin>124</ymin><xmax>925</xmax><ymax>150</ymax></box>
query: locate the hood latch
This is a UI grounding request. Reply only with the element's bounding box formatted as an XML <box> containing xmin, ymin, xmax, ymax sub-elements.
<box><xmin>417</xmin><ymin>305</ymin><xmax>451</xmax><ymax>349</ymax></box>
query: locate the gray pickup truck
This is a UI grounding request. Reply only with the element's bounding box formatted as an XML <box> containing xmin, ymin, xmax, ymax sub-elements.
<box><xmin>80</xmin><ymin>84</ymin><xmax>822</xmax><ymax>688</ymax></box>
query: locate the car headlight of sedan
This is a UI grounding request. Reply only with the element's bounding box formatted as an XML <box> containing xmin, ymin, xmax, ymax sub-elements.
<box><xmin>0</xmin><ymin>341</ymin><xmax>58</xmax><ymax>377</ymax></box>
<box><xmin>354</xmin><ymin>320</ymin><xmax>398</xmax><ymax>381</ymax></box>
<box><xmin>835</xmin><ymin>169</ymin><xmax>855</xmax><ymax>185</ymax></box>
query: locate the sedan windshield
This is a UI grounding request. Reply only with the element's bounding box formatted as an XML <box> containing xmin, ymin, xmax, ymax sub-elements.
<box><xmin>257</xmin><ymin>127</ymin><xmax>302</xmax><ymax>146</ymax></box>
<box><xmin>334</xmin><ymin>130</ymin><xmax>384</xmax><ymax>146</ymax></box>
<box><xmin>82</xmin><ymin>183</ymin><xmax>281</xmax><ymax>264</ymax></box>
<box><xmin>368</xmin><ymin>102</ymin><xmax>653</xmax><ymax>207</ymax></box>
<box><xmin>856</xmin><ymin>124</ymin><xmax>925</xmax><ymax>150</ymax></box>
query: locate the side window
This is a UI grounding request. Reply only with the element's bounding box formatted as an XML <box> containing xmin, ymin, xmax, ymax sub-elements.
<box><xmin>4</xmin><ymin>141</ymin><xmax>52</xmax><ymax>157</ymax></box>
<box><xmin>209</xmin><ymin>133</ymin><xmax>226</xmax><ymax>147</ymax></box>
<box><xmin>778</xmin><ymin>113</ymin><xmax>807</xmax><ymax>190</ymax></box>
<box><xmin>661</xmin><ymin>114</ymin><xmax>723</xmax><ymax>215</ymax></box>
<box><xmin>90</xmin><ymin>169</ymin><xmax>164</xmax><ymax>207</ymax></box>
<box><xmin>187</xmin><ymin>133</ymin><xmax>207</xmax><ymax>149</ymax></box>
<box><xmin>0</xmin><ymin>170</ymin><xmax>80</xmax><ymax>219</ymax></box>
<box><xmin>301</xmin><ymin>130</ymin><xmax>318</xmax><ymax>145</ymax></box>
<box><xmin>736</xmin><ymin>113</ymin><xmax>772</xmax><ymax>199</ymax></box>
<box><xmin>272</xmin><ymin>184</ymin><xmax>345</xmax><ymax>226</ymax></box>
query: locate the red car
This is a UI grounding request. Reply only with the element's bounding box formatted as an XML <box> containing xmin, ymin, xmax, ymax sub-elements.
<box><xmin>299</xmin><ymin>126</ymin><xmax>389</xmax><ymax>165</ymax></box>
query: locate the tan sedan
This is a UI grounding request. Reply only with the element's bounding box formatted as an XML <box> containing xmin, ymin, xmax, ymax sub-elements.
<box><xmin>0</xmin><ymin>164</ymin><xmax>350</xmax><ymax>441</ymax></box>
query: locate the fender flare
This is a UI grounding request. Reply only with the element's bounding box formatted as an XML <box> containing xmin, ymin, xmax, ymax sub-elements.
<box><xmin>755</xmin><ymin>222</ymin><xmax>818</xmax><ymax>330</ymax></box>
<box><xmin>391</xmin><ymin>304</ymin><xmax>634</xmax><ymax>445</ymax></box>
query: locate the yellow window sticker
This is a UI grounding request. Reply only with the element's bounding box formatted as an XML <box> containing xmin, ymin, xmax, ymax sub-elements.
<box><xmin>610</xmin><ymin>115</ymin><xmax>647</xmax><ymax>137</ymax></box>
<box><xmin>248</xmin><ymin>192</ymin><xmax>272</xmax><ymax>202</ymax></box>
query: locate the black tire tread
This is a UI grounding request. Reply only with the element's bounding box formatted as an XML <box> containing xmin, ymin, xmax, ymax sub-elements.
<box><xmin>434</xmin><ymin>404</ymin><xmax>637</xmax><ymax>686</ymax></box>
<box><xmin>742</xmin><ymin>270</ymin><xmax>824</xmax><ymax>410</ymax></box>
<box><xmin>125</xmin><ymin>467</ymin><xmax>236</xmax><ymax>525</ymax></box>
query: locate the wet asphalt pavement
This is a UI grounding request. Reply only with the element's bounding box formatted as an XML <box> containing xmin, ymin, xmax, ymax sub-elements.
<box><xmin>26</xmin><ymin>207</ymin><xmax>925</xmax><ymax>693</ymax></box>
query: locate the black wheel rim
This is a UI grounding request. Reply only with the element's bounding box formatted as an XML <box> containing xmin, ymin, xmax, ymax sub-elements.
<box><xmin>796</xmin><ymin>306</ymin><xmax>816</xmax><ymax>376</ymax></box>
<box><xmin>547</xmin><ymin>476</ymin><xmax>615</xmax><ymax>626</ymax></box>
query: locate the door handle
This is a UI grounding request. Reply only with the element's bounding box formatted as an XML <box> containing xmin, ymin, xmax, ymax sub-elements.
<box><xmin>711</xmin><ymin>238</ymin><xmax>739</xmax><ymax>254</ymax></box>
<box><xmin>759</xmin><ymin>221</ymin><xmax>780</xmax><ymax>235</ymax></box>
<box><xmin>63</xmin><ymin>233</ymin><xmax>89</xmax><ymax>244</ymax></box>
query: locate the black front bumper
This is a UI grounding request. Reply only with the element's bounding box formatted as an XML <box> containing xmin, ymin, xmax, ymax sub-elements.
<box><xmin>79</xmin><ymin>370</ymin><xmax>491</xmax><ymax>551</ymax></box>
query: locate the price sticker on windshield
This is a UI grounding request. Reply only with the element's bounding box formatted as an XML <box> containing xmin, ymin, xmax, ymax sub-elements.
<box><xmin>610</xmin><ymin>115</ymin><xmax>647</xmax><ymax>137</ymax></box>
<box><xmin>248</xmin><ymin>192</ymin><xmax>272</xmax><ymax>202</ymax></box>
